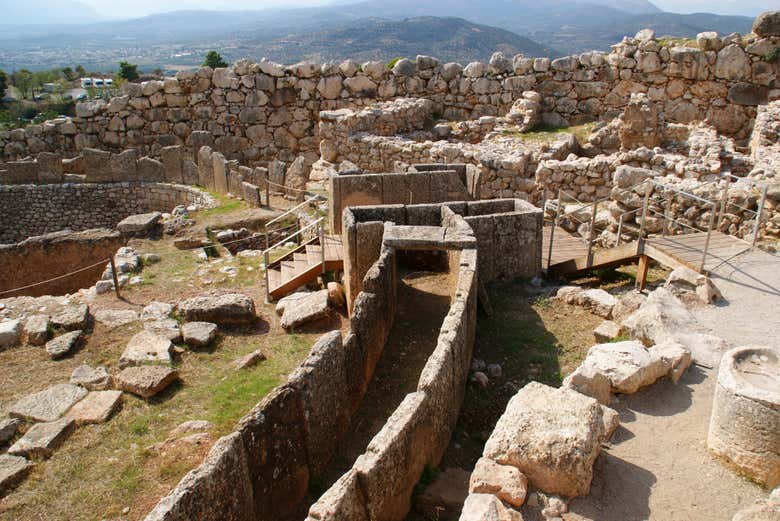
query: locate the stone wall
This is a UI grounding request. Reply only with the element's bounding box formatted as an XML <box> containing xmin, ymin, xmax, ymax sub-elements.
<box><xmin>328</xmin><ymin>164</ymin><xmax>479</xmax><ymax>233</ymax></box>
<box><xmin>1</xmin><ymin>31</ymin><xmax>775</xmax><ymax>168</ymax></box>
<box><xmin>0</xmin><ymin>229</ymin><xmax>125</xmax><ymax>297</ymax></box>
<box><xmin>342</xmin><ymin>199</ymin><xmax>542</xmax><ymax>310</ymax></box>
<box><xmin>0</xmin><ymin>182</ymin><xmax>214</xmax><ymax>244</ymax></box>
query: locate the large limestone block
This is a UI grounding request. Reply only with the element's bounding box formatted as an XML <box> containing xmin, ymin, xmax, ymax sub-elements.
<box><xmin>9</xmin><ymin>384</ymin><xmax>87</xmax><ymax>422</ymax></box>
<box><xmin>119</xmin><ymin>331</ymin><xmax>173</xmax><ymax>368</ymax></box>
<box><xmin>708</xmin><ymin>346</ymin><xmax>780</xmax><ymax>488</ymax></box>
<box><xmin>70</xmin><ymin>365</ymin><xmax>112</xmax><ymax>390</ymax></box>
<box><xmin>178</xmin><ymin>293</ymin><xmax>256</xmax><ymax>325</ymax></box>
<box><xmin>45</xmin><ymin>330</ymin><xmax>82</xmax><ymax>360</ymax></box>
<box><xmin>580</xmin><ymin>341</ymin><xmax>668</xmax><ymax>395</ymax></box>
<box><xmin>280</xmin><ymin>290</ymin><xmax>331</xmax><ymax>331</ymax></box>
<box><xmin>117</xmin><ymin>212</ymin><xmax>162</xmax><ymax>234</ymax></box>
<box><xmin>8</xmin><ymin>418</ymin><xmax>75</xmax><ymax>458</ymax></box>
<box><xmin>305</xmin><ymin>469</ymin><xmax>368</xmax><ymax>521</ymax></box>
<box><xmin>0</xmin><ymin>454</ymin><xmax>34</xmax><ymax>495</ymax></box>
<box><xmin>416</xmin><ymin>467</ymin><xmax>471</xmax><ymax>520</ymax></box>
<box><xmin>181</xmin><ymin>322</ymin><xmax>218</xmax><ymax>347</ymax></box>
<box><xmin>65</xmin><ymin>390</ymin><xmax>122</xmax><ymax>425</ymax></box>
<box><xmin>0</xmin><ymin>319</ymin><xmax>22</xmax><ymax>349</ymax></box>
<box><xmin>753</xmin><ymin>11</ymin><xmax>780</xmax><ymax>37</ymax></box>
<box><xmin>24</xmin><ymin>315</ymin><xmax>51</xmax><ymax>346</ymax></box>
<box><xmin>117</xmin><ymin>366</ymin><xmax>179</xmax><ymax>399</ymax></box>
<box><xmin>483</xmin><ymin>382</ymin><xmax>604</xmax><ymax>497</ymax></box>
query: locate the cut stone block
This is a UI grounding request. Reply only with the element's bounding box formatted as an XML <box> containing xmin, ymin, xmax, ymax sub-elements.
<box><xmin>119</xmin><ymin>331</ymin><xmax>173</xmax><ymax>368</ymax></box>
<box><xmin>563</xmin><ymin>362</ymin><xmax>613</xmax><ymax>405</ymax></box>
<box><xmin>648</xmin><ymin>341</ymin><xmax>692</xmax><ymax>383</ymax></box>
<box><xmin>70</xmin><ymin>365</ymin><xmax>112</xmax><ymax>390</ymax></box>
<box><xmin>45</xmin><ymin>330</ymin><xmax>82</xmax><ymax>360</ymax></box>
<box><xmin>25</xmin><ymin>315</ymin><xmax>51</xmax><ymax>346</ymax></box>
<box><xmin>8</xmin><ymin>418</ymin><xmax>75</xmax><ymax>458</ymax></box>
<box><xmin>234</xmin><ymin>349</ymin><xmax>266</xmax><ymax>370</ymax></box>
<box><xmin>280</xmin><ymin>289</ymin><xmax>331</xmax><ymax>330</ymax></box>
<box><xmin>469</xmin><ymin>457</ymin><xmax>528</xmax><ymax>508</ymax></box>
<box><xmin>141</xmin><ymin>301</ymin><xmax>175</xmax><ymax>321</ymax></box>
<box><xmin>9</xmin><ymin>384</ymin><xmax>88</xmax><ymax>422</ymax></box>
<box><xmin>0</xmin><ymin>418</ymin><xmax>21</xmax><ymax>445</ymax></box>
<box><xmin>593</xmin><ymin>320</ymin><xmax>622</xmax><ymax>343</ymax></box>
<box><xmin>581</xmin><ymin>341</ymin><xmax>667</xmax><ymax>395</ymax></box>
<box><xmin>182</xmin><ymin>322</ymin><xmax>218</xmax><ymax>347</ymax></box>
<box><xmin>483</xmin><ymin>382</ymin><xmax>604</xmax><ymax>497</ymax></box>
<box><xmin>178</xmin><ymin>293</ymin><xmax>256</xmax><ymax>325</ymax></box>
<box><xmin>144</xmin><ymin>319</ymin><xmax>182</xmax><ymax>342</ymax></box>
<box><xmin>93</xmin><ymin>309</ymin><xmax>139</xmax><ymax>328</ymax></box>
<box><xmin>0</xmin><ymin>319</ymin><xmax>22</xmax><ymax>350</ymax></box>
<box><xmin>117</xmin><ymin>212</ymin><xmax>162</xmax><ymax>234</ymax></box>
<box><xmin>117</xmin><ymin>366</ymin><xmax>179</xmax><ymax>399</ymax></box>
<box><xmin>65</xmin><ymin>391</ymin><xmax>123</xmax><ymax>425</ymax></box>
<box><xmin>275</xmin><ymin>291</ymin><xmax>312</xmax><ymax>316</ymax></box>
<box><xmin>50</xmin><ymin>304</ymin><xmax>89</xmax><ymax>331</ymax></box>
<box><xmin>0</xmin><ymin>454</ymin><xmax>34</xmax><ymax>495</ymax></box>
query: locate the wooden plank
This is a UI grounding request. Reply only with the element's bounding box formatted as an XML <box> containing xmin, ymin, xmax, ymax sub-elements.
<box><xmin>269</xmin><ymin>264</ymin><xmax>325</xmax><ymax>300</ymax></box>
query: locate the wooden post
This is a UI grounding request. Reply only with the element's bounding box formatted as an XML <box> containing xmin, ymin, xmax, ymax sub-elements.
<box><xmin>108</xmin><ymin>256</ymin><xmax>121</xmax><ymax>299</ymax></box>
<box><xmin>636</xmin><ymin>254</ymin><xmax>650</xmax><ymax>292</ymax></box>
<box><xmin>265</xmin><ymin>178</ymin><xmax>271</xmax><ymax>208</ymax></box>
<box><xmin>264</xmin><ymin>251</ymin><xmax>271</xmax><ymax>303</ymax></box>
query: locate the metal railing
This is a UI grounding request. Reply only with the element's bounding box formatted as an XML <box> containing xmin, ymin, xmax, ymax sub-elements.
<box><xmin>262</xmin><ymin>217</ymin><xmax>326</xmax><ymax>302</ymax></box>
<box><xmin>715</xmin><ymin>172</ymin><xmax>769</xmax><ymax>246</ymax></box>
<box><xmin>263</xmin><ymin>195</ymin><xmax>324</xmax><ymax>252</ymax></box>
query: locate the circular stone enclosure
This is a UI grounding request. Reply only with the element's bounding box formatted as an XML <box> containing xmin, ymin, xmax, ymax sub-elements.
<box><xmin>707</xmin><ymin>345</ymin><xmax>780</xmax><ymax>488</ymax></box>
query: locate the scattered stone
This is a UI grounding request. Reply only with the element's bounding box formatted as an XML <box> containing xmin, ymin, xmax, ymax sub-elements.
<box><xmin>611</xmin><ymin>291</ymin><xmax>647</xmax><ymax>322</ymax></box>
<box><xmin>144</xmin><ymin>319</ymin><xmax>182</xmax><ymax>342</ymax></box>
<box><xmin>326</xmin><ymin>282</ymin><xmax>346</xmax><ymax>309</ymax></box>
<box><xmin>483</xmin><ymin>382</ymin><xmax>604</xmax><ymax>497</ymax></box>
<box><xmin>0</xmin><ymin>418</ymin><xmax>21</xmax><ymax>445</ymax></box>
<box><xmin>600</xmin><ymin>405</ymin><xmax>621</xmax><ymax>442</ymax></box>
<box><xmin>275</xmin><ymin>291</ymin><xmax>311</xmax><ymax>316</ymax></box>
<box><xmin>141</xmin><ymin>301</ymin><xmax>175</xmax><ymax>321</ymax></box>
<box><xmin>472</xmin><ymin>371</ymin><xmax>489</xmax><ymax>388</ymax></box>
<box><xmin>487</xmin><ymin>364</ymin><xmax>503</xmax><ymax>380</ymax></box>
<box><xmin>563</xmin><ymin>363</ymin><xmax>613</xmax><ymax>405</ymax></box>
<box><xmin>593</xmin><ymin>320</ymin><xmax>622</xmax><ymax>342</ymax></box>
<box><xmin>665</xmin><ymin>266</ymin><xmax>722</xmax><ymax>304</ymax></box>
<box><xmin>142</xmin><ymin>253</ymin><xmax>162</xmax><ymax>265</ymax></box>
<box><xmin>116</xmin><ymin>366</ymin><xmax>179</xmax><ymax>399</ymax></box>
<box><xmin>45</xmin><ymin>330</ymin><xmax>82</xmax><ymax>359</ymax></box>
<box><xmin>50</xmin><ymin>304</ymin><xmax>89</xmax><ymax>331</ymax></box>
<box><xmin>117</xmin><ymin>212</ymin><xmax>162</xmax><ymax>234</ymax></box>
<box><xmin>0</xmin><ymin>319</ymin><xmax>22</xmax><ymax>350</ymax></box>
<box><xmin>542</xmin><ymin>496</ymin><xmax>568</xmax><ymax>518</ymax></box>
<box><xmin>178</xmin><ymin>293</ymin><xmax>256</xmax><ymax>325</ymax></box>
<box><xmin>25</xmin><ymin>315</ymin><xmax>51</xmax><ymax>346</ymax></box>
<box><xmin>460</xmin><ymin>493</ymin><xmax>522</xmax><ymax>521</ymax></box>
<box><xmin>234</xmin><ymin>349</ymin><xmax>266</xmax><ymax>370</ymax></box>
<box><xmin>94</xmin><ymin>308</ymin><xmax>139</xmax><ymax>328</ymax></box>
<box><xmin>280</xmin><ymin>289</ymin><xmax>331</xmax><ymax>330</ymax></box>
<box><xmin>579</xmin><ymin>341</ymin><xmax>667</xmax><ymax>395</ymax></box>
<box><xmin>648</xmin><ymin>341</ymin><xmax>692</xmax><ymax>383</ymax></box>
<box><xmin>556</xmin><ymin>286</ymin><xmax>616</xmax><ymax>318</ymax></box>
<box><xmin>0</xmin><ymin>454</ymin><xmax>34</xmax><ymax>495</ymax></box>
<box><xmin>469</xmin><ymin>457</ymin><xmax>528</xmax><ymax>508</ymax></box>
<box><xmin>181</xmin><ymin>322</ymin><xmax>218</xmax><ymax>347</ymax></box>
<box><xmin>168</xmin><ymin>420</ymin><xmax>214</xmax><ymax>439</ymax></box>
<box><xmin>70</xmin><ymin>365</ymin><xmax>112</xmax><ymax>391</ymax></box>
<box><xmin>65</xmin><ymin>391</ymin><xmax>123</xmax><ymax>425</ymax></box>
<box><xmin>415</xmin><ymin>467</ymin><xmax>471</xmax><ymax>520</ymax></box>
<box><xmin>120</xmin><ymin>331</ymin><xmax>174</xmax><ymax>368</ymax></box>
<box><xmin>8</xmin><ymin>418</ymin><xmax>75</xmax><ymax>458</ymax></box>
<box><xmin>94</xmin><ymin>280</ymin><xmax>114</xmax><ymax>295</ymax></box>
<box><xmin>9</xmin><ymin>384</ymin><xmax>87</xmax><ymax>422</ymax></box>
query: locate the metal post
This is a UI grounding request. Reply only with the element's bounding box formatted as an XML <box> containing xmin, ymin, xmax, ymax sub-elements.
<box><xmin>264</xmin><ymin>251</ymin><xmax>271</xmax><ymax>303</ymax></box>
<box><xmin>717</xmin><ymin>177</ymin><xmax>730</xmax><ymax>230</ymax></box>
<box><xmin>265</xmin><ymin>178</ymin><xmax>271</xmax><ymax>208</ymax></box>
<box><xmin>617</xmin><ymin>213</ymin><xmax>624</xmax><ymax>246</ymax></box>
<box><xmin>639</xmin><ymin>186</ymin><xmax>651</xmax><ymax>239</ymax></box>
<box><xmin>319</xmin><ymin>221</ymin><xmax>326</xmax><ymax>273</ymax></box>
<box><xmin>700</xmin><ymin>201</ymin><xmax>717</xmax><ymax>272</ymax></box>
<box><xmin>752</xmin><ymin>185</ymin><xmax>768</xmax><ymax>247</ymax></box>
<box><xmin>108</xmin><ymin>256</ymin><xmax>121</xmax><ymax>299</ymax></box>
<box><xmin>663</xmin><ymin>190</ymin><xmax>672</xmax><ymax>237</ymax></box>
<box><xmin>586</xmin><ymin>200</ymin><xmax>598</xmax><ymax>267</ymax></box>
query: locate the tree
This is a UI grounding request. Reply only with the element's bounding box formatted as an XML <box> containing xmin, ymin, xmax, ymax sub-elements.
<box><xmin>61</xmin><ymin>67</ymin><xmax>76</xmax><ymax>81</ymax></box>
<box><xmin>118</xmin><ymin>61</ymin><xmax>139</xmax><ymax>82</ymax></box>
<box><xmin>203</xmin><ymin>50</ymin><xmax>228</xmax><ymax>68</ymax></box>
<box><xmin>75</xmin><ymin>65</ymin><xmax>86</xmax><ymax>77</ymax></box>
<box><xmin>0</xmin><ymin>69</ymin><xmax>7</xmax><ymax>101</ymax></box>
<box><xmin>11</xmin><ymin>69</ymin><xmax>34</xmax><ymax>99</ymax></box>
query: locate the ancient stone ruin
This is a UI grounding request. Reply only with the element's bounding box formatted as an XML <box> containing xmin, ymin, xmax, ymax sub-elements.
<box><xmin>1</xmin><ymin>9</ymin><xmax>779</xmax><ymax>521</ymax></box>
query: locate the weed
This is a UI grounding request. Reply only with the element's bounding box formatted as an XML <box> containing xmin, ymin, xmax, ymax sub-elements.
<box><xmin>386</xmin><ymin>57</ymin><xmax>404</xmax><ymax>69</ymax></box>
<box><xmin>534</xmin><ymin>295</ymin><xmax>552</xmax><ymax>309</ymax></box>
<box><xmin>610</xmin><ymin>334</ymin><xmax>633</xmax><ymax>343</ymax></box>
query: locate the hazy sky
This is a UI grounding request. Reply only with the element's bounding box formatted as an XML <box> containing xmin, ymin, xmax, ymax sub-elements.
<box><xmin>81</xmin><ymin>0</ymin><xmax>777</xmax><ymax>19</ymax></box>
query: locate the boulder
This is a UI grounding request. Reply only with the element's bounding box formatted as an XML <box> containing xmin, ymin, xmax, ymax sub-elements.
<box><xmin>665</xmin><ymin>266</ymin><xmax>722</xmax><ymax>304</ymax></box>
<box><xmin>579</xmin><ymin>341</ymin><xmax>667</xmax><ymax>395</ymax></box>
<box><xmin>178</xmin><ymin>293</ymin><xmax>256</xmax><ymax>325</ymax></box>
<box><xmin>648</xmin><ymin>341</ymin><xmax>692</xmax><ymax>383</ymax></box>
<box><xmin>753</xmin><ymin>10</ymin><xmax>780</xmax><ymax>37</ymax></box>
<box><xmin>483</xmin><ymin>382</ymin><xmax>605</xmax><ymax>497</ymax></box>
<box><xmin>612</xmin><ymin>291</ymin><xmax>647</xmax><ymax>322</ymax></box>
<box><xmin>8</xmin><ymin>418</ymin><xmax>75</xmax><ymax>458</ymax></box>
<box><xmin>45</xmin><ymin>330</ymin><xmax>82</xmax><ymax>360</ymax></box>
<box><xmin>144</xmin><ymin>319</ymin><xmax>182</xmax><ymax>343</ymax></box>
<box><xmin>182</xmin><ymin>322</ymin><xmax>218</xmax><ymax>347</ymax></box>
<box><xmin>119</xmin><ymin>331</ymin><xmax>174</xmax><ymax>368</ymax></box>
<box><xmin>280</xmin><ymin>289</ymin><xmax>331</xmax><ymax>330</ymax></box>
<box><xmin>459</xmin><ymin>493</ymin><xmax>522</xmax><ymax>521</ymax></box>
<box><xmin>70</xmin><ymin>365</ymin><xmax>112</xmax><ymax>391</ymax></box>
<box><xmin>93</xmin><ymin>308</ymin><xmax>139</xmax><ymax>328</ymax></box>
<box><xmin>116</xmin><ymin>366</ymin><xmax>179</xmax><ymax>399</ymax></box>
<box><xmin>234</xmin><ymin>349</ymin><xmax>266</xmax><ymax>370</ymax></box>
<box><xmin>275</xmin><ymin>291</ymin><xmax>312</xmax><ymax>316</ymax></box>
<box><xmin>50</xmin><ymin>304</ymin><xmax>89</xmax><ymax>331</ymax></box>
<box><xmin>556</xmin><ymin>287</ymin><xmax>616</xmax><ymax>318</ymax></box>
<box><xmin>65</xmin><ymin>390</ymin><xmax>123</xmax><ymax>425</ymax></box>
<box><xmin>416</xmin><ymin>467</ymin><xmax>471</xmax><ymax>520</ymax></box>
<box><xmin>593</xmin><ymin>320</ymin><xmax>622</xmax><ymax>343</ymax></box>
<box><xmin>9</xmin><ymin>384</ymin><xmax>87</xmax><ymax>422</ymax></box>
<box><xmin>0</xmin><ymin>418</ymin><xmax>21</xmax><ymax>445</ymax></box>
<box><xmin>469</xmin><ymin>457</ymin><xmax>528</xmax><ymax>508</ymax></box>
<box><xmin>25</xmin><ymin>315</ymin><xmax>51</xmax><ymax>346</ymax></box>
<box><xmin>327</xmin><ymin>282</ymin><xmax>346</xmax><ymax>309</ymax></box>
<box><xmin>0</xmin><ymin>454</ymin><xmax>34</xmax><ymax>495</ymax></box>
<box><xmin>0</xmin><ymin>319</ymin><xmax>22</xmax><ymax>350</ymax></box>
<box><xmin>563</xmin><ymin>362</ymin><xmax>613</xmax><ymax>405</ymax></box>
<box><xmin>117</xmin><ymin>212</ymin><xmax>162</xmax><ymax>234</ymax></box>
<box><xmin>141</xmin><ymin>301</ymin><xmax>175</xmax><ymax>321</ymax></box>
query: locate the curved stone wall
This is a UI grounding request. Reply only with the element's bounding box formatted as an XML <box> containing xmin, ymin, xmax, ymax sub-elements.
<box><xmin>0</xmin><ymin>182</ymin><xmax>215</xmax><ymax>244</ymax></box>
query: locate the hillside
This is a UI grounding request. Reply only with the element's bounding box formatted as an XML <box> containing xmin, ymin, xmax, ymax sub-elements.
<box><xmin>253</xmin><ymin>17</ymin><xmax>560</xmax><ymax>64</ymax></box>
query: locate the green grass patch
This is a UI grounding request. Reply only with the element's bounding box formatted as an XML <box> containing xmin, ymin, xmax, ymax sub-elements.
<box><xmin>503</xmin><ymin>121</ymin><xmax>597</xmax><ymax>145</ymax></box>
<box><xmin>386</xmin><ymin>57</ymin><xmax>404</xmax><ymax>69</ymax></box>
<box><xmin>658</xmin><ymin>37</ymin><xmax>698</xmax><ymax>48</ymax></box>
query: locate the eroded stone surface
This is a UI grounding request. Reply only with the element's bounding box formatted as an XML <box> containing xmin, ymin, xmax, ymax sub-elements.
<box><xmin>141</xmin><ymin>301</ymin><xmax>175</xmax><ymax>321</ymax></box>
<box><xmin>0</xmin><ymin>320</ymin><xmax>22</xmax><ymax>350</ymax></box>
<box><xmin>0</xmin><ymin>418</ymin><xmax>21</xmax><ymax>445</ymax></box>
<box><xmin>117</xmin><ymin>212</ymin><xmax>162</xmax><ymax>233</ymax></box>
<box><xmin>234</xmin><ymin>349</ymin><xmax>266</xmax><ymax>370</ymax></box>
<box><xmin>93</xmin><ymin>309</ymin><xmax>139</xmax><ymax>328</ymax></box>
<box><xmin>45</xmin><ymin>330</ymin><xmax>82</xmax><ymax>360</ymax></box>
<box><xmin>70</xmin><ymin>364</ymin><xmax>112</xmax><ymax>390</ymax></box>
<box><xmin>280</xmin><ymin>289</ymin><xmax>331</xmax><ymax>330</ymax></box>
<box><xmin>0</xmin><ymin>454</ymin><xmax>34</xmax><ymax>495</ymax></box>
<box><xmin>117</xmin><ymin>366</ymin><xmax>179</xmax><ymax>399</ymax></box>
<box><xmin>65</xmin><ymin>390</ymin><xmax>123</xmax><ymax>425</ymax></box>
<box><xmin>119</xmin><ymin>330</ymin><xmax>173</xmax><ymax>368</ymax></box>
<box><xmin>9</xmin><ymin>384</ymin><xmax>87</xmax><ymax>422</ymax></box>
<box><xmin>8</xmin><ymin>418</ymin><xmax>75</xmax><ymax>458</ymax></box>
<box><xmin>469</xmin><ymin>457</ymin><xmax>528</xmax><ymax>508</ymax></box>
<box><xmin>580</xmin><ymin>341</ymin><xmax>668</xmax><ymax>395</ymax></box>
<box><xmin>24</xmin><ymin>315</ymin><xmax>51</xmax><ymax>345</ymax></box>
<box><xmin>181</xmin><ymin>322</ymin><xmax>218</xmax><ymax>347</ymax></box>
<box><xmin>460</xmin><ymin>493</ymin><xmax>522</xmax><ymax>521</ymax></box>
<box><xmin>144</xmin><ymin>319</ymin><xmax>182</xmax><ymax>342</ymax></box>
<box><xmin>416</xmin><ymin>467</ymin><xmax>471</xmax><ymax>520</ymax></box>
<box><xmin>178</xmin><ymin>293</ymin><xmax>256</xmax><ymax>325</ymax></box>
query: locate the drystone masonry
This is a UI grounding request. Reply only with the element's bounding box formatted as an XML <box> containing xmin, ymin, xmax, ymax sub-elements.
<box><xmin>1</xmin><ymin>30</ymin><xmax>776</xmax><ymax>169</ymax></box>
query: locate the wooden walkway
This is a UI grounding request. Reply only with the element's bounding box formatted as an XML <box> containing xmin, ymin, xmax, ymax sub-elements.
<box><xmin>545</xmin><ymin>224</ymin><xmax>752</xmax><ymax>276</ymax></box>
<box><xmin>266</xmin><ymin>235</ymin><xmax>344</xmax><ymax>300</ymax></box>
